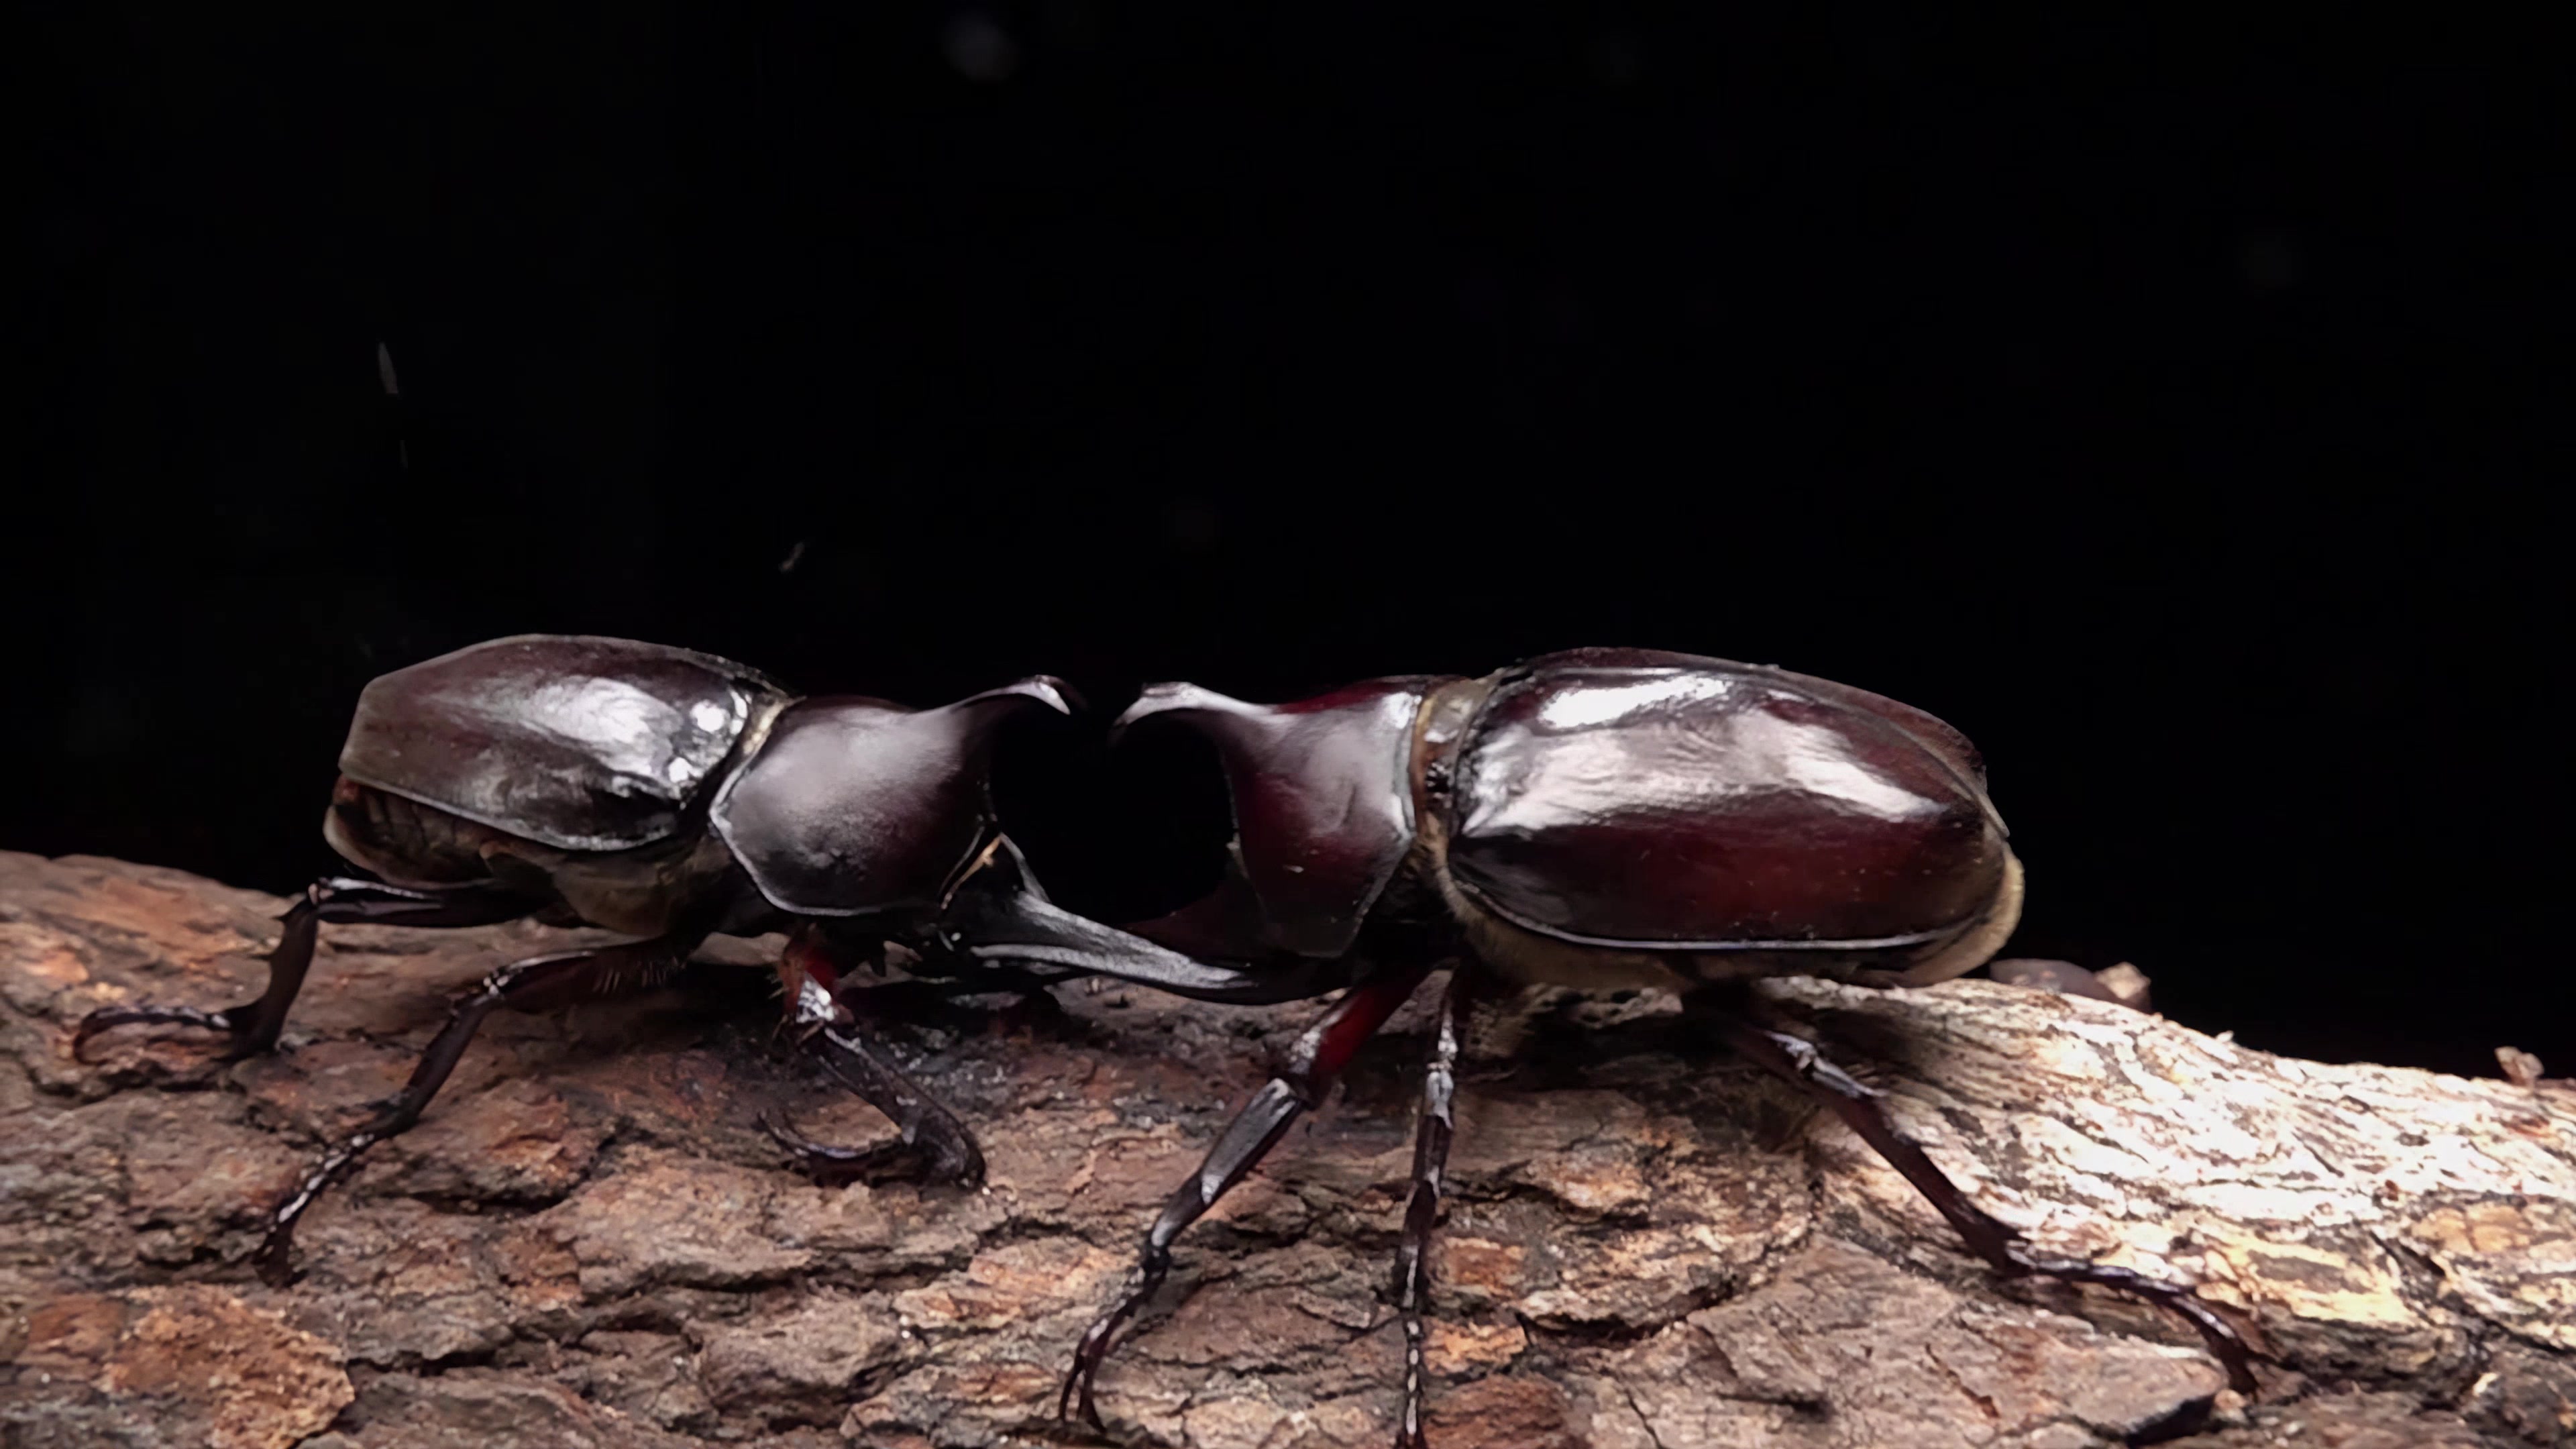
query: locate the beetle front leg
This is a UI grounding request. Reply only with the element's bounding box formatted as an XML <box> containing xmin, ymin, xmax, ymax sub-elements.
<box><xmin>1393</xmin><ymin>967</ymin><xmax>1472</xmax><ymax>1449</ymax></box>
<box><xmin>1060</xmin><ymin>961</ymin><xmax>1439</xmax><ymax>1432</ymax></box>
<box><xmin>74</xmin><ymin>876</ymin><xmax>534</xmax><ymax>1062</ymax></box>
<box><xmin>255</xmin><ymin>932</ymin><xmax>693</xmax><ymax>1285</ymax></box>
<box><xmin>761</xmin><ymin>1024</ymin><xmax>987</xmax><ymax>1188</ymax></box>
<box><xmin>1707</xmin><ymin>1012</ymin><xmax>2263</xmax><ymax>1393</ymax></box>
<box><xmin>760</xmin><ymin>926</ymin><xmax>986</xmax><ymax>1188</ymax></box>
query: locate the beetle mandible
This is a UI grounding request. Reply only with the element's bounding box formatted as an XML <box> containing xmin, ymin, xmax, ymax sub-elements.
<box><xmin>71</xmin><ymin>634</ymin><xmax>1263</xmax><ymax>1281</ymax></box>
<box><xmin>956</xmin><ymin>646</ymin><xmax>2259</xmax><ymax>1445</ymax></box>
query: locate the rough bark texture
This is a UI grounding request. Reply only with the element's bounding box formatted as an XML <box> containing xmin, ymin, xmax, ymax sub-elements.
<box><xmin>3</xmin><ymin>852</ymin><xmax>2570</xmax><ymax>1448</ymax></box>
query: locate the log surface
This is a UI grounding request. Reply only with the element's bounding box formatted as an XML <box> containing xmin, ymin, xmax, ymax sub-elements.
<box><xmin>2</xmin><ymin>852</ymin><xmax>2570</xmax><ymax>1448</ymax></box>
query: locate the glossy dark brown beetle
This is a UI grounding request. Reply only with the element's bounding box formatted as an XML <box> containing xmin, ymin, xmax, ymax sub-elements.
<box><xmin>963</xmin><ymin>647</ymin><xmax>2256</xmax><ymax>1445</ymax></box>
<box><xmin>72</xmin><ymin>634</ymin><xmax>1262</xmax><ymax>1282</ymax></box>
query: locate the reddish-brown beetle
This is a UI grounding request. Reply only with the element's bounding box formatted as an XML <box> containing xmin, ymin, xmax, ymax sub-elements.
<box><xmin>959</xmin><ymin>647</ymin><xmax>2254</xmax><ymax>1444</ymax></box>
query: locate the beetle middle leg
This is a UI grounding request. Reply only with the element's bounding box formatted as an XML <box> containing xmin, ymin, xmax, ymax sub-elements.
<box><xmin>1059</xmin><ymin>960</ymin><xmax>1440</xmax><ymax>1430</ymax></box>
<box><xmin>74</xmin><ymin>876</ymin><xmax>534</xmax><ymax>1062</ymax></box>
<box><xmin>254</xmin><ymin>931</ymin><xmax>694</xmax><ymax>1285</ymax></box>
<box><xmin>1703</xmin><ymin>1004</ymin><xmax>2263</xmax><ymax>1393</ymax></box>
<box><xmin>1393</xmin><ymin>967</ymin><xmax>1472</xmax><ymax>1449</ymax></box>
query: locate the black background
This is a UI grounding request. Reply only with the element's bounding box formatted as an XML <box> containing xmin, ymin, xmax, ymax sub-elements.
<box><xmin>16</xmin><ymin>7</ymin><xmax>2562</xmax><ymax>1076</ymax></box>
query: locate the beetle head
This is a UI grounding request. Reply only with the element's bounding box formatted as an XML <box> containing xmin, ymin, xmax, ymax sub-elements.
<box><xmin>1113</xmin><ymin>676</ymin><xmax>1447</xmax><ymax>961</ymax></box>
<box><xmin>710</xmin><ymin>676</ymin><xmax>1072</xmax><ymax>918</ymax></box>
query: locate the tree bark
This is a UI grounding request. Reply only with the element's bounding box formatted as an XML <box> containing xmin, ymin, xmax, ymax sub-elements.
<box><xmin>2</xmin><ymin>852</ymin><xmax>2569</xmax><ymax>1448</ymax></box>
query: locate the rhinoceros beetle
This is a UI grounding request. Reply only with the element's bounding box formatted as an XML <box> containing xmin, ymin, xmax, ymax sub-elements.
<box><xmin>72</xmin><ymin>637</ymin><xmax>2256</xmax><ymax>1442</ymax></box>
<box><xmin>955</xmin><ymin>647</ymin><xmax>2258</xmax><ymax>1444</ymax></box>
<box><xmin>72</xmin><ymin>634</ymin><xmax>1264</xmax><ymax>1283</ymax></box>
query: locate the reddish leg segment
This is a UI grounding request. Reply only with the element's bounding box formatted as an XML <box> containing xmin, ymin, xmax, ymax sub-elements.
<box><xmin>1059</xmin><ymin>962</ymin><xmax>1439</xmax><ymax>1430</ymax></box>
<box><xmin>74</xmin><ymin>876</ymin><xmax>533</xmax><ymax>1061</ymax></box>
<box><xmin>1710</xmin><ymin>1015</ymin><xmax>2261</xmax><ymax>1392</ymax></box>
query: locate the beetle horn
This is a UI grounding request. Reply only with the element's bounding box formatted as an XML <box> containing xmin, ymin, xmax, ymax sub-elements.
<box><xmin>920</xmin><ymin>675</ymin><xmax>1080</xmax><ymax>769</ymax></box>
<box><xmin>958</xmin><ymin>674</ymin><xmax>1080</xmax><ymax>718</ymax></box>
<box><xmin>1110</xmin><ymin>681</ymin><xmax>1260</xmax><ymax>744</ymax></box>
<box><xmin>944</xmin><ymin>849</ymin><xmax>1339</xmax><ymax>1004</ymax></box>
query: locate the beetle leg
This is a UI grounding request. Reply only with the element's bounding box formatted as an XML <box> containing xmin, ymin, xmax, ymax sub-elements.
<box><xmin>73</xmin><ymin>877</ymin><xmax>533</xmax><ymax>1062</ymax></box>
<box><xmin>254</xmin><ymin>932</ymin><xmax>692</xmax><ymax>1285</ymax></box>
<box><xmin>1709</xmin><ymin>1015</ymin><xmax>2263</xmax><ymax>1393</ymax></box>
<box><xmin>762</xmin><ymin>926</ymin><xmax>987</xmax><ymax>1188</ymax></box>
<box><xmin>773</xmin><ymin>1023</ymin><xmax>987</xmax><ymax>1188</ymax></box>
<box><xmin>755</xmin><ymin>1108</ymin><xmax>945</xmax><ymax>1186</ymax></box>
<box><xmin>1394</xmin><ymin>967</ymin><xmax>1472</xmax><ymax>1449</ymax></box>
<box><xmin>1059</xmin><ymin>961</ymin><xmax>1439</xmax><ymax>1431</ymax></box>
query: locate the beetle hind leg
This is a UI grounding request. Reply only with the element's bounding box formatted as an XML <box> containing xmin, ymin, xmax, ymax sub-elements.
<box><xmin>73</xmin><ymin>876</ymin><xmax>533</xmax><ymax>1063</ymax></box>
<box><xmin>1707</xmin><ymin>1009</ymin><xmax>2263</xmax><ymax>1393</ymax></box>
<box><xmin>1394</xmin><ymin>969</ymin><xmax>1472</xmax><ymax>1449</ymax></box>
<box><xmin>255</xmin><ymin>932</ymin><xmax>694</xmax><ymax>1285</ymax></box>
